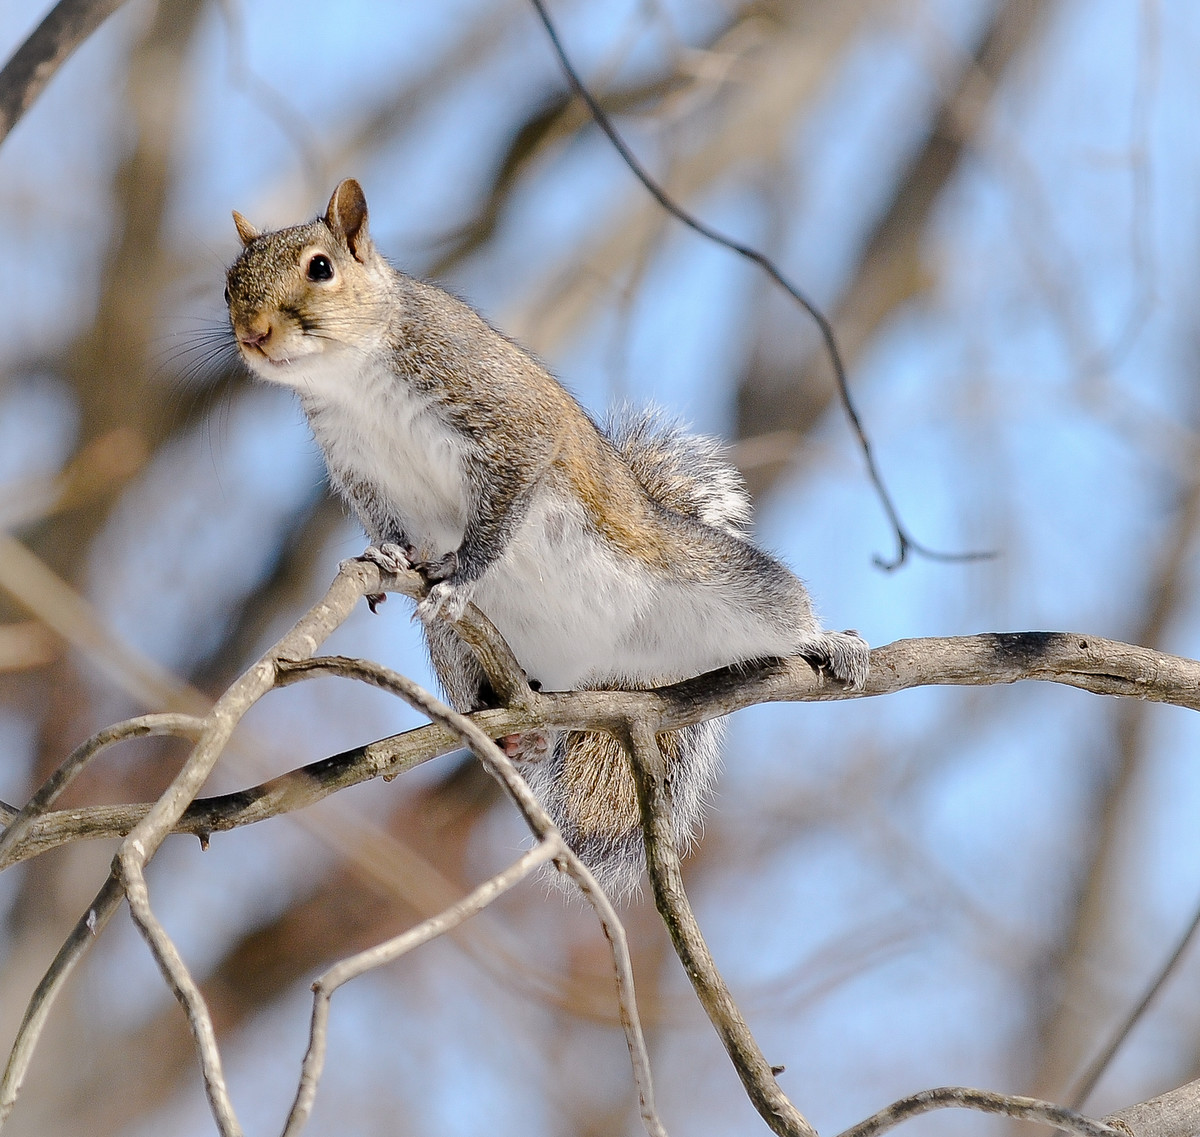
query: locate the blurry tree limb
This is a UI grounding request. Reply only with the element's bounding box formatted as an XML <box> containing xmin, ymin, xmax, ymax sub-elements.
<box><xmin>5</xmin><ymin>0</ymin><xmax>206</xmax><ymax>960</ymax></box>
<box><xmin>0</xmin><ymin>622</ymin><xmax>56</xmax><ymax>672</ymax></box>
<box><xmin>0</xmin><ymin>533</ymin><xmax>209</xmax><ymax>714</ymax></box>
<box><xmin>1030</xmin><ymin>455</ymin><xmax>1200</xmax><ymax>1108</ymax></box>
<box><xmin>1071</xmin><ymin>898</ymin><xmax>1200</xmax><ymax>1112</ymax></box>
<box><xmin>0</xmin><ymin>0</ymin><xmax>126</xmax><ymax>145</ymax></box>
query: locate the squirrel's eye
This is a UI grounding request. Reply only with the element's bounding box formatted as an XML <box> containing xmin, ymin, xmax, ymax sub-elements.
<box><xmin>223</xmin><ymin>286</ymin><xmax>230</xmax><ymax>305</ymax></box>
<box><xmin>307</xmin><ymin>254</ymin><xmax>334</xmax><ymax>282</ymax></box>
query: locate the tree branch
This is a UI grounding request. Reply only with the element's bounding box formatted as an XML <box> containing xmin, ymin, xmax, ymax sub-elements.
<box><xmin>5</xmin><ymin>630</ymin><xmax>1200</xmax><ymax>870</ymax></box>
<box><xmin>1104</xmin><ymin>1077</ymin><xmax>1200</xmax><ymax>1137</ymax></box>
<box><xmin>626</xmin><ymin>720</ymin><xmax>817</xmax><ymax>1137</ymax></box>
<box><xmin>7</xmin><ymin>563</ymin><xmax>1200</xmax><ymax>1136</ymax></box>
<box><xmin>834</xmin><ymin>1086</ymin><xmax>1122</xmax><ymax>1137</ymax></box>
<box><xmin>0</xmin><ymin>0</ymin><xmax>127</xmax><ymax>145</ymax></box>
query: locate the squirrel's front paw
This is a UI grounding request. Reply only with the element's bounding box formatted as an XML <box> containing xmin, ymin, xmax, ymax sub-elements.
<box><xmin>804</xmin><ymin>629</ymin><xmax>870</xmax><ymax>690</ymax></box>
<box><xmin>417</xmin><ymin>579</ymin><xmax>472</xmax><ymax>623</ymax></box>
<box><xmin>358</xmin><ymin>543</ymin><xmax>415</xmax><ymax>611</ymax></box>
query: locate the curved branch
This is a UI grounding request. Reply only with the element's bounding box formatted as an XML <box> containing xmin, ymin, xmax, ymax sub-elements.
<box><xmin>834</xmin><ymin>1086</ymin><xmax>1122</xmax><ymax>1137</ymax></box>
<box><xmin>0</xmin><ymin>0</ymin><xmax>127</xmax><ymax>145</ymax></box>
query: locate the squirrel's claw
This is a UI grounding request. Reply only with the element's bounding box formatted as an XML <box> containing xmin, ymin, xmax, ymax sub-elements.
<box><xmin>359</xmin><ymin>542</ymin><xmax>413</xmax><ymax>576</ymax></box>
<box><xmin>802</xmin><ymin>630</ymin><xmax>870</xmax><ymax>690</ymax></box>
<box><xmin>359</xmin><ymin>543</ymin><xmax>414</xmax><ymax>614</ymax></box>
<box><xmin>412</xmin><ymin>549</ymin><xmax>458</xmax><ymax>583</ymax></box>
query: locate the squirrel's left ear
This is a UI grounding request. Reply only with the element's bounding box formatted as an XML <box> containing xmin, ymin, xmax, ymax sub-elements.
<box><xmin>232</xmin><ymin>210</ymin><xmax>259</xmax><ymax>247</ymax></box>
<box><xmin>325</xmin><ymin>179</ymin><xmax>370</xmax><ymax>262</ymax></box>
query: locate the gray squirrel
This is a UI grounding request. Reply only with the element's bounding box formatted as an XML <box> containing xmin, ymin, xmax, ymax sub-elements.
<box><xmin>225</xmin><ymin>179</ymin><xmax>869</xmax><ymax>896</ymax></box>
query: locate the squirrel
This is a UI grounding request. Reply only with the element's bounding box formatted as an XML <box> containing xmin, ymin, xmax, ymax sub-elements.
<box><xmin>225</xmin><ymin>178</ymin><xmax>869</xmax><ymax>897</ymax></box>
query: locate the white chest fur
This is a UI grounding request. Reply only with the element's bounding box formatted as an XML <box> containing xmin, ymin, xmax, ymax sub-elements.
<box><xmin>291</xmin><ymin>356</ymin><xmax>788</xmax><ymax>693</ymax></box>
<box><xmin>300</xmin><ymin>356</ymin><xmax>471</xmax><ymax>557</ymax></box>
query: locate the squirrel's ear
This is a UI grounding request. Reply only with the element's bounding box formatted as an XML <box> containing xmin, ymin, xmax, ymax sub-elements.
<box><xmin>231</xmin><ymin>210</ymin><xmax>259</xmax><ymax>247</ymax></box>
<box><xmin>325</xmin><ymin>179</ymin><xmax>370</xmax><ymax>262</ymax></box>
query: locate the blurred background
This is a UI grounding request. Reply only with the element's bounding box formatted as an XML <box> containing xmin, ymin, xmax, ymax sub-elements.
<box><xmin>2</xmin><ymin>0</ymin><xmax>1199</xmax><ymax>1134</ymax></box>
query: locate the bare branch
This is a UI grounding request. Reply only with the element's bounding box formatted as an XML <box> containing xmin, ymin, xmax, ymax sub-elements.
<box><xmin>6</xmin><ymin>629</ymin><xmax>1200</xmax><ymax>870</ymax></box>
<box><xmin>0</xmin><ymin>0</ymin><xmax>127</xmax><ymax>146</ymax></box>
<box><xmin>269</xmin><ymin>652</ymin><xmax>667</xmax><ymax>1137</ymax></box>
<box><xmin>525</xmin><ymin>0</ymin><xmax>988</xmax><ymax>570</ymax></box>
<box><xmin>625</xmin><ymin>719</ymin><xmax>817</xmax><ymax>1137</ymax></box>
<box><xmin>0</xmin><ymin>713</ymin><xmax>204</xmax><ymax>864</ymax></box>
<box><xmin>0</xmin><ymin>875</ymin><xmax>125</xmax><ymax>1126</ymax></box>
<box><xmin>7</xmin><ymin>555</ymin><xmax>1200</xmax><ymax>1135</ymax></box>
<box><xmin>833</xmin><ymin>1086</ymin><xmax>1123</xmax><ymax>1137</ymax></box>
<box><xmin>282</xmin><ymin>842</ymin><xmax>560</xmax><ymax>1137</ymax></box>
<box><xmin>1104</xmin><ymin>1077</ymin><xmax>1200</xmax><ymax>1137</ymax></box>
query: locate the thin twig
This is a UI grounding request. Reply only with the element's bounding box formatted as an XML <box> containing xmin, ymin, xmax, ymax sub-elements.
<box><xmin>275</xmin><ymin>653</ymin><xmax>667</xmax><ymax>1137</ymax></box>
<box><xmin>625</xmin><ymin>720</ymin><xmax>816</xmax><ymax>1137</ymax></box>
<box><xmin>833</xmin><ymin>1086</ymin><xmax>1122</xmax><ymax>1137</ymax></box>
<box><xmin>0</xmin><ymin>712</ymin><xmax>204</xmax><ymax>864</ymax></box>
<box><xmin>0</xmin><ymin>874</ymin><xmax>125</xmax><ymax>1125</ymax></box>
<box><xmin>525</xmin><ymin>0</ymin><xmax>989</xmax><ymax>571</ymax></box>
<box><xmin>283</xmin><ymin>841</ymin><xmax>559</xmax><ymax>1137</ymax></box>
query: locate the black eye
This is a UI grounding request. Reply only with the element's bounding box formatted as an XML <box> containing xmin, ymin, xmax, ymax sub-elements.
<box><xmin>223</xmin><ymin>285</ymin><xmax>230</xmax><ymax>305</ymax></box>
<box><xmin>307</xmin><ymin>254</ymin><xmax>334</xmax><ymax>282</ymax></box>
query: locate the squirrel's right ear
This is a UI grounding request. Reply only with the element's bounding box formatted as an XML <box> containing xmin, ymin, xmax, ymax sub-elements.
<box><xmin>325</xmin><ymin>179</ymin><xmax>370</xmax><ymax>262</ymax></box>
<box><xmin>232</xmin><ymin>211</ymin><xmax>259</xmax><ymax>247</ymax></box>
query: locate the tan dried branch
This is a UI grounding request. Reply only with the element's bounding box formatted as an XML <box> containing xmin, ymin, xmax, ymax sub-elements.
<box><xmin>0</xmin><ymin>559</ymin><xmax>664</xmax><ymax>1137</ymax></box>
<box><xmin>832</xmin><ymin>1086</ymin><xmax>1123</xmax><ymax>1137</ymax></box>
<box><xmin>625</xmin><ymin>719</ymin><xmax>817</xmax><ymax>1137</ymax></box>
<box><xmin>283</xmin><ymin>842</ymin><xmax>559</xmax><ymax>1137</ymax></box>
<box><xmin>270</xmin><ymin>652</ymin><xmax>666</xmax><ymax>1137</ymax></box>
<box><xmin>0</xmin><ymin>712</ymin><xmax>204</xmax><ymax>865</ymax></box>
<box><xmin>5</xmin><ymin>631</ymin><xmax>1200</xmax><ymax>870</ymax></box>
<box><xmin>0</xmin><ymin>874</ymin><xmax>125</xmax><ymax>1126</ymax></box>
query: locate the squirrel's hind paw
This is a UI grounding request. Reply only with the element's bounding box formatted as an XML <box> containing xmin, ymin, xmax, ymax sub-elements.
<box><xmin>502</xmin><ymin>730</ymin><xmax>551</xmax><ymax>762</ymax></box>
<box><xmin>803</xmin><ymin>629</ymin><xmax>870</xmax><ymax>690</ymax></box>
<box><xmin>417</xmin><ymin>579</ymin><xmax>472</xmax><ymax>623</ymax></box>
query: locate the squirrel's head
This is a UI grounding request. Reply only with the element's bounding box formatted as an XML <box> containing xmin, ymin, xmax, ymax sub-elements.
<box><xmin>225</xmin><ymin>179</ymin><xmax>388</xmax><ymax>386</ymax></box>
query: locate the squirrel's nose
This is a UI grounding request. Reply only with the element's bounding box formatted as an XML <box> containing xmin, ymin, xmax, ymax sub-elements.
<box><xmin>237</xmin><ymin>321</ymin><xmax>272</xmax><ymax>350</ymax></box>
